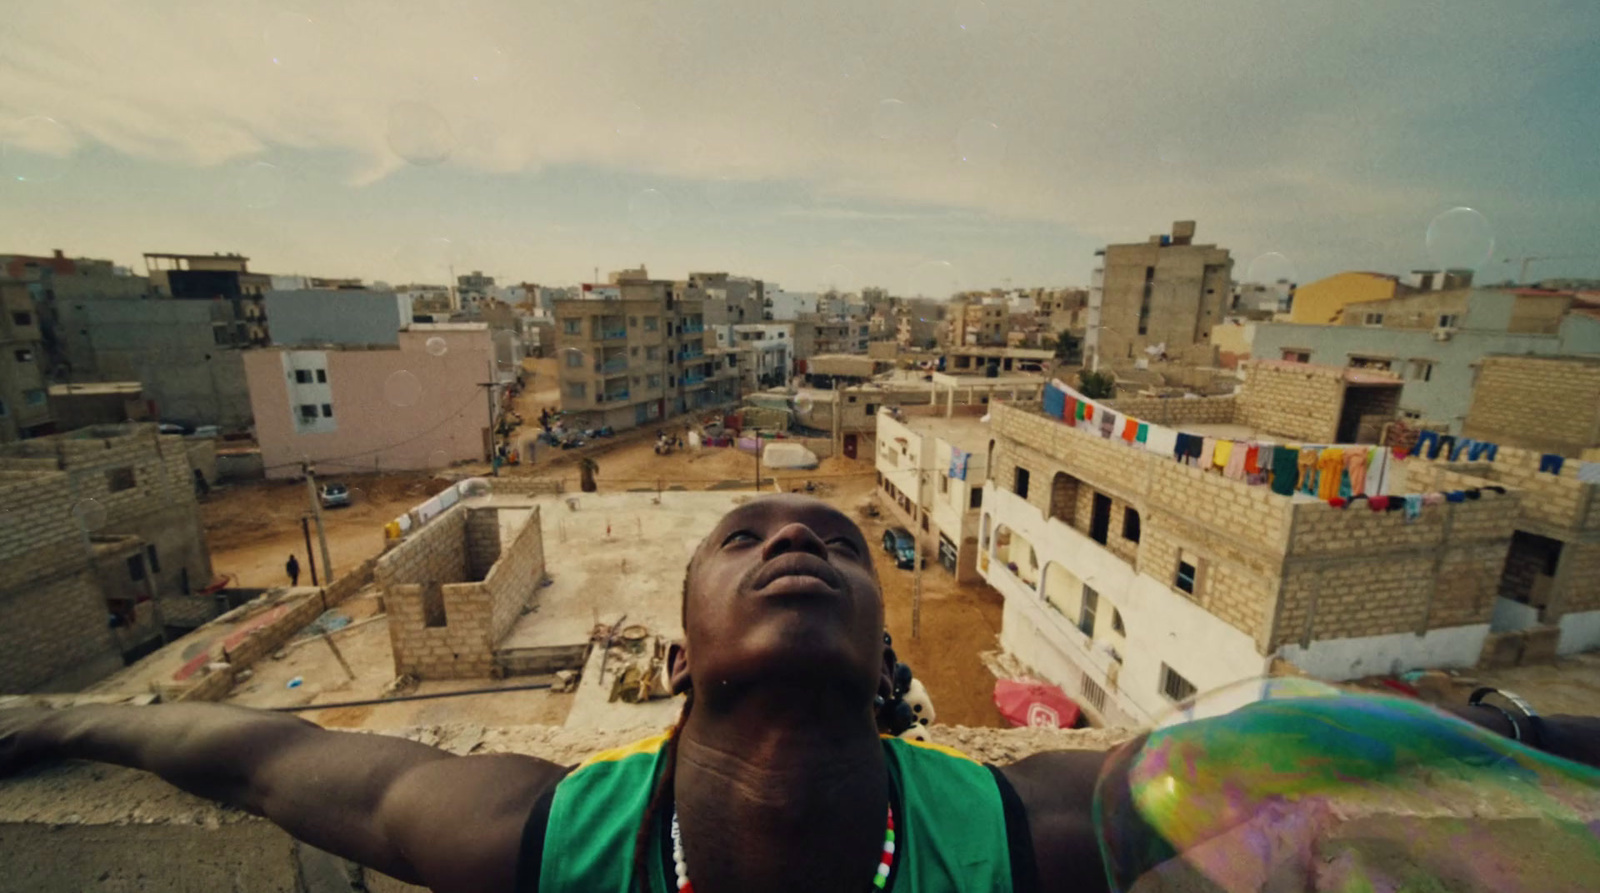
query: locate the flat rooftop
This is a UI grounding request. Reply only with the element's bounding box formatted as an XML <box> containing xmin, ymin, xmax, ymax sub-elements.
<box><xmin>896</xmin><ymin>412</ymin><xmax>993</xmax><ymax>453</ymax></box>
<box><xmin>931</xmin><ymin>372</ymin><xmax>1047</xmax><ymax>388</ymax></box>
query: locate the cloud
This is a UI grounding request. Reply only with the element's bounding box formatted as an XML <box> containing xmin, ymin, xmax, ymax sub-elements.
<box><xmin>1</xmin><ymin>0</ymin><xmax>1596</xmax><ymax>288</ymax></box>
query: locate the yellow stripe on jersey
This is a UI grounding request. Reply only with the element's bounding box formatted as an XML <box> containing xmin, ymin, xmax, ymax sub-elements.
<box><xmin>574</xmin><ymin>731</ymin><xmax>672</xmax><ymax>771</ymax></box>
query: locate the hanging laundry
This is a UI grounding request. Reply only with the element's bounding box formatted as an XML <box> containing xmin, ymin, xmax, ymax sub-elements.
<box><xmin>1539</xmin><ymin>454</ymin><xmax>1565</xmax><ymax>475</ymax></box>
<box><xmin>1270</xmin><ymin>447</ymin><xmax>1299</xmax><ymax>496</ymax></box>
<box><xmin>1076</xmin><ymin>401</ymin><xmax>1088</xmax><ymax>421</ymax></box>
<box><xmin>1043</xmin><ymin>385</ymin><xmax>1067</xmax><ymax>419</ymax></box>
<box><xmin>1185</xmin><ymin>435</ymin><xmax>1203</xmax><ymax>466</ymax></box>
<box><xmin>1099</xmin><ymin>410</ymin><xmax>1116</xmax><ymax>438</ymax></box>
<box><xmin>1329</xmin><ymin>496</ymin><xmax>1348</xmax><ymax>508</ymax></box>
<box><xmin>1297</xmin><ymin>447</ymin><xmax>1320</xmax><ymax>494</ymax></box>
<box><xmin>1345</xmin><ymin>450</ymin><xmax>1369</xmax><ymax>496</ymax></box>
<box><xmin>1063</xmin><ymin>397</ymin><xmax>1078</xmax><ymax>426</ymax></box>
<box><xmin>949</xmin><ymin>448</ymin><xmax>970</xmax><ymax>480</ymax></box>
<box><xmin>1317</xmin><ymin>448</ymin><xmax>1345</xmax><ymax>501</ymax></box>
<box><xmin>1464</xmin><ymin>488</ymin><xmax>1482</xmax><ymax>500</ymax></box>
<box><xmin>1252</xmin><ymin>444</ymin><xmax>1275</xmax><ymax>486</ymax></box>
<box><xmin>1402</xmin><ymin>494</ymin><xmax>1423</xmax><ymax>521</ymax></box>
<box><xmin>1367</xmin><ymin>449</ymin><xmax>1391</xmax><ymax>496</ymax></box>
<box><xmin>1368</xmin><ymin>495</ymin><xmax>1390</xmax><ymax>512</ymax></box>
<box><xmin>1468</xmin><ymin>441</ymin><xmax>1498</xmax><ymax>462</ymax></box>
<box><xmin>1122</xmin><ymin>418</ymin><xmax>1139</xmax><ymax>443</ymax></box>
<box><xmin>1410</xmin><ymin>430</ymin><xmax>1440</xmax><ymax>459</ymax></box>
<box><xmin>1172</xmin><ymin>432</ymin><xmax>1190</xmax><ymax>462</ymax></box>
<box><xmin>1436</xmin><ymin>435</ymin><xmax>1456</xmax><ymax>461</ymax></box>
<box><xmin>1136</xmin><ymin>423</ymin><xmax>1149</xmax><ymax>444</ymax></box>
<box><xmin>1244</xmin><ymin>444</ymin><xmax>1261</xmax><ymax>475</ymax></box>
<box><xmin>1084</xmin><ymin>403</ymin><xmax>1095</xmax><ymax>422</ymax></box>
<box><xmin>1223</xmin><ymin>441</ymin><xmax>1248</xmax><ymax>480</ymax></box>
<box><xmin>1577</xmin><ymin>462</ymin><xmax>1600</xmax><ymax>484</ymax></box>
<box><xmin>1144</xmin><ymin>424</ymin><xmax>1177</xmax><ymax>459</ymax></box>
<box><xmin>1422</xmin><ymin>492</ymin><xmax>1445</xmax><ymax>506</ymax></box>
<box><xmin>1200</xmin><ymin>437</ymin><xmax>1217</xmax><ymax>469</ymax></box>
<box><xmin>1213</xmin><ymin>439</ymin><xmax>1233</xmax><ymax>470</ymax></box>
<box><xmin>1448</xmin><ymin>438</ymin><xmax>1473</xmax><ymax>462</ymax></box>
<box><xmin>1445</xmin><ymin>491</ymin><xmax>1466</xmax><ymax>503</ymax></box>
<box><xmin>1385</xmin><ymin>499</ymin><xmax>1405</xmax><ymax>513</ymax></box>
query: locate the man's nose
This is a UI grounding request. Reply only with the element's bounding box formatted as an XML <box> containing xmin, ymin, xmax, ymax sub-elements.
<box><xmin>761</xmin><ymin>522</ymin><xmax>828</xmax><ymax>561</ymax></box>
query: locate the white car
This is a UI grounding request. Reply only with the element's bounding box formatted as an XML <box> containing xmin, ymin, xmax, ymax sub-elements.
<box><xmin>319</xmin><ymin>483</ymin><xmax>352</xmax><ymax>508</ymax></box>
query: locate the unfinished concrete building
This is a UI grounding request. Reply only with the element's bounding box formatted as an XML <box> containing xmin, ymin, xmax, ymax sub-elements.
<box><xmin>376</xmin><ymin>501</ymin><xmax>548</xmax><ymax>679</ymax></box>
<box><xmin>0</xmin><ymin>424</ymin><xmax>216</xmax><ymax>692</ymax></box>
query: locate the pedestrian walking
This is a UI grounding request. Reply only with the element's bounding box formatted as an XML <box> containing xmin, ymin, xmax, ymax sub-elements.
<box><xmin>286</xmin><ymin>554</ymin><xmax>300</xmax><ymax>587</ymax></box>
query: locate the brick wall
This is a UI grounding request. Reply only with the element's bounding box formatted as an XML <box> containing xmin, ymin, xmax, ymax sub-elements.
<box><xmin>1416</xmin><ymin>447</ymin><xmax>1597</xmax><ymax>534</ymax></box>
<box><xmin>1273</xmin><ymin>493</ymin><xmax>1515</xmax><ymax>649</ymax></box>
<box><xmin>1463</xmin><ymin>356</ymin><xmax>1600</xmax><ymax>456</ymax></box>
<box><xmin>377</xmin><ymin>504</ymin><xmax>545</xmax><ymax>679</ymax></box>
<box><xmin>1104</xmin><ymin>394</ymin><xmax>1239</xmax><ymax>427</ymax></box>
<box><xmin>465</xmin><ymin>508</ymin><xmax>502</xmax><ymax>580</ymax></box>
<box><xmin>0</xmin><ymin>570</ymin><xmax>120</xmax><ymax>692</ymax></box>
<box><xmin>1556</xmin><ymin>541</ymin><xmax>1600</xmax><ymax>615</ymax></box>
<box><xmin>1235</xmin><ymin>361</ymin><xmax>1346</xmax><ymax>442</ymax></box>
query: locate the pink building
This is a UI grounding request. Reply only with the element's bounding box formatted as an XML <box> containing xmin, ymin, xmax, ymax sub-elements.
<box><xmin>244</xmin><ymin>326</ymin><xmax>493</xmax><ymax>479</ymax></box>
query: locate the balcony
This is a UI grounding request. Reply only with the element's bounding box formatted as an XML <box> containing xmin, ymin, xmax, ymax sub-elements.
<box><xmin>681</xmin><ymin>323</ymin><xmax>705</xmax><ymax>334</ymax></box>
<box><xmin>599</xmin><ymin>390</ymin><xmax>630</xmax><ymax>403</ymax></box>
<box><xmin>679</xmin><ymin>348</ymin><xmax>704</xmax><ymax>361</ymax></box>
<box><xmin>682</xmin><ymin>373</ymin><xmax>708</xmax><ymax>387</ymax></box>
<box><xmin>597</xmin><ymin>356</ymin><xmax>629</xmax><ymax>374</ymax></box>
<box><xmin>598</xmin><ymin>328</ymin><xmax>627</xmax><ymax>342</ymax></box>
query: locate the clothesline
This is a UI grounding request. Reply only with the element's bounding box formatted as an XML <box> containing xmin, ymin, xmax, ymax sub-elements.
<box><xmin>1043</xmin><ymin>381</ymin><xmax>1516</xmax><ymax>521</ymax></box>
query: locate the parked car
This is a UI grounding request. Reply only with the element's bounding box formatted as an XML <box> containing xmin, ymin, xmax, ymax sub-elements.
<box><xmin>881</xmin><ymin>526</ymin><xmax>922</xmax><ymax>570</ymax></box>
<box><xmin>319</xmin><ymin>482</ymin><xmax>352</xmax><ymax>508</ymax></box>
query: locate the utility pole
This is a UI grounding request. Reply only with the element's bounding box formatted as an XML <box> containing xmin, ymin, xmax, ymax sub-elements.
<box><xmin>912</xmin><ymin>468</ymin><xmax>925</xmax><ymax>640</ymax></box>
<box><xmin>301</xmin><ymin>462</ymin><xmax>334</xmax><ymax>583</ymax></box>
<box><xmin>299</xmin><ymin>515</ymin><xmax>320</xmax><ymax>586</ymax></box>
<box><xmin>754</xmin><ymin>434</ymin><xmax>762</xmax><ymax>492</ymax></box>
<box><xmin>481</xmin><ymin>379</ymin><xmax>499</xmax><ymax>464</ymax></box>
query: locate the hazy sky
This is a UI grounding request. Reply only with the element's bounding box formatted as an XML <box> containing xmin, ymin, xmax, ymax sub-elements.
<box><xmin>2</xmin><ymin>1</ymin><xmax>1597</xmax><ymax>294</ymax></box>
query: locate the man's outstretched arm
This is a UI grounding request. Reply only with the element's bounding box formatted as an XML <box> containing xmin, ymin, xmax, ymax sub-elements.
<box><xmin>2</xmin><ymin>704</ymin><xmax>568</xmax><ymax>893</ymax></box>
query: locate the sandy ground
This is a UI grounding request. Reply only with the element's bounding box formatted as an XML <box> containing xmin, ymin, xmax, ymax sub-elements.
<box><xmin>201</xmin><ymin>471</ymin><xmax>443</xmax><ymax>589</ymax></box>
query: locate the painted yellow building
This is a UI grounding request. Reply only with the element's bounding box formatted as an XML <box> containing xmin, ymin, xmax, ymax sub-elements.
<box><xmin>1289</xmin><ymin>271</ymin><xmax>1403</xmax><ymax>325</ymax></box>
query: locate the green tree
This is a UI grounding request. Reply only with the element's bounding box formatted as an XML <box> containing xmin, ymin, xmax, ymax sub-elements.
<box><xmin>1077</xmin><ymin>369</ymin><xmax>1115</xmax><ymax>400</ymax></box>
<box><xmin>1053</xmin><ymin>330</ymin><xmax>1081</xmax><ymax>362</ymax></box>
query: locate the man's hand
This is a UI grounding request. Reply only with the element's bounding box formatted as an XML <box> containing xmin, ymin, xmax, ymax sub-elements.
<box><xmin>0</xmin><ymin>703</ymin><xmax>568</xmax><ymax>893</ymax></box>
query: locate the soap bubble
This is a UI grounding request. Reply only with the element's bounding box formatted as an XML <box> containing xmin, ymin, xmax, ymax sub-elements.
<box><xmin>561</xmin><ymin>347</ymin><xmax>589</xmax><ymax>372</ymax></box>
<box><xmin>793</xmin><ymin>393</ymin><xmax>814</xmax><ymax>414</ymax></box>
<box><xmin>72</xmin><ymin>498</ymin><xmax>107</xmax><ymax>531</ymax></box>
<box><xmin>1095</xmin><ymin>677</ymin><xmax>1600</xmax><ymax>892</ymax></box>
<box><xmin>235</xmin><ymin>161</ymin><xmax>286</xmax><ymax>209</ymax></box>
<box><xmin>425</xmin><ymin>336</ymin><xmax>448</xmax><ymax>357</ymax></box>
<box><xmin>386</xmin><ymin>101</ymin><xmax>454</xmax><ymax>166</ymax></box>
<box><xmin>1</xmin><ymin>116</ymin><xmax>76</xmax><ymax>183</ymax></box>
<box><xmin>384</xmin><ymin>370</ymin><xmax>422</xmax><ymax>407</ymax></box>
<box><xmin>628</xmin><ymin>188</ymin><xmax>671</xmax><ymax>231</ymax></box>
<box><xmin>872</xmin><ymin>99</ymin><xmax>913</xmax><ymax>141</ymax></box>
<box><xmin>955</xmin><ymin>119</ymin><xmax>1004</xmax><ymax>165</ymax></box>
<box><xmin>1243</xmin><ymin>252</ymin><xmax>1297</xmax><ymax>287</ymax></box>
<box><xmin>461</xmin><ymin>478</ymin><xmax>493</xmax><ymax>498</ymax></box>
<box><xmin>428</xmin><ymin>449</ymin><xmax>450</xmax><ymax>470</ymax></box>
<box><xmin>1426</xmin><ymin>206</ymin><xmax>1495</xmax><ymax>270</ymax></box>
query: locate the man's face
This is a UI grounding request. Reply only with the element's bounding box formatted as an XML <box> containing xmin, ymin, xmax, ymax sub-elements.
<box><xmin>681</xmin><ymin>495</ymin><xmax>884</xmax><ymax>701</ymax></box>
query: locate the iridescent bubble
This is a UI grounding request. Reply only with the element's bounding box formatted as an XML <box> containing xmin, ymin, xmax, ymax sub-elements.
<box><xmin>955</xmin><ymin>119</ymin><xmax>1004</xmax><ymax>166</ymax></box>
<box><xmin>628</xmin><ymin>188</ymin><xmax>671</xmax><ymax>231</ymax></box>
<box><xmin>386</xmin><ymin>101</ymin><xmax>454</xmax><ymax>166</ymax></box>
<box><xmin>72</xmin><ymin>498</ymin><xmax>107</xmax><ymax>531</ymax></box>
<box><xmin>261</xmin><ymin>11</ymin><xmax>322</xmax><ymax>68</ymax></box>
<box><xmin>793</xmin><ymin>393</ymin><xmax>815</xmax><ymax>415</ymax></box>
<box><xmin>872</xmin><ymin>99</ymin><xmax>913</xmax><ymax>141</ymax></box>
<box><xmin>560</xmin><ymin>347</ymin><xmax>589</xmax><ymax>374</ymax></box>
<box><xmin>235</xmin><ymin>161</ymin><xmax>286</xmax><ymax>209</ymax></box>
<box><xmin>1</xmin><ymin>116</ymin><xmax>76</xmax><ymax>183</ymax></box>
<box><xmin>1096</xmin><ymin>678</ymin><xmax>1600</xmax><ymax>893</ymax></box>
<box><xmin>1243</xmin><ymin>252</ymin><xmax>1297</xmax><ymax>288</ymax></box>
<box><xmin>425</xmin><ymin>336</ymin><xmax>448</xmax><ymax>357</ymax></box>
<box><xmin>1426</xmin><ymin>206</ymin><xmax>1495</xmax><ymax>270</ymax></box>
<box><xmin>428</xmin><ymin>449</ymin><xmax>450</xmax><ymax>470</ymax></box>
<box><xmin>613</xmin><ymin>101</ymin><xmax>645</xmax><ymax>138</ymax></box>
<box><xmin>384</xmin><ymin>370</ymin><xmax>422</xmax><ymax>407</ymax></box>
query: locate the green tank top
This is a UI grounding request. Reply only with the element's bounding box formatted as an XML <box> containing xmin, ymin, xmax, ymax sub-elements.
<box><xmin>532</xmin><ymin>733</ymin><xmax>1014</xmax><ymax>892</ymax></box>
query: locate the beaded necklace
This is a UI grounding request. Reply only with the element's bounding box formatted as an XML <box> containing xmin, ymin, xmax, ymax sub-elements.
<box><xmin>671</xmin><ymin>804</ymin><xmax>896</xmax><ymax>892</ymax></box>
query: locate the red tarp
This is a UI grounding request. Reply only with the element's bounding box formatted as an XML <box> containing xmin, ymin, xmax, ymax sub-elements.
<box><xmin>994</xmin><ymin>678</ymin><xmax>1082</xmax><ymax>729</ymax></box>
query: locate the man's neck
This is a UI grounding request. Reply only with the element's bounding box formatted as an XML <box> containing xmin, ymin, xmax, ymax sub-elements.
<box><xmin>673</xmin><ymin>689</ymin><xmax>889</xmax><ymax>893</ymax></box>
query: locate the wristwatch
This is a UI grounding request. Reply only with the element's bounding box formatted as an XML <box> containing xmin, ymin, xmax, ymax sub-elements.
<box><xmin>1468</xmin><ymin>687</ymin><xmax>1541</xmax><ymax>746</ymax></box>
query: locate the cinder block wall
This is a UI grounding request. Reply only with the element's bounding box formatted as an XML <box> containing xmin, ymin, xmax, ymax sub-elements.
<box><xmin>485</xmin><ymin>506</ymin><xmax>544</xmax><ymax>644</ymax></box>
<box><xmin>1104</xmin><ymin>394</ymin><xmax>1239</xmax><ymax>427</ymax></box>
<box><xmin>1423</xmin><ymin>447</ymin><xmax>1597</xmax><ymax>534</ymax></box>
<box><xmin>0</xmin><ymin>571</ymin><xmax>121</xmax><ymax>692</ymax></box>
<box><xmin>464</xmin><ymin>508</ymin><xmax>502</xmax><ymax>580</ymax></box>
<box><xmin>1235</xmin><ymin>361</ymin><xmax>1345</xmax><ymax>442</ymax></box>
<box><xmin>1462</xmin><ymin>356</ymin><xmax>1600</xmax><ymax>457</ymax></box>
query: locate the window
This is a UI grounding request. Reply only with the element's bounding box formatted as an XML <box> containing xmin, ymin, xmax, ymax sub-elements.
<box><xmin>563</xmin><ymin>319</ymin><xmax>581</xmax><ymax>335</ymax></box>
<box><xmin>648</xmin><ymin>374</ymin><xmax>661</xmax><ymax>388</ymax></box>
<box><xmin>1362</xmin><ymin>312</ymin><xmax>1385</xmax><ymax>326</ymax></box>
<box><xmin>567</xmin><ymin>383</ymin><xmax>587</xmax><ymax>399</ymax></box>
<box><xmin>213</xmin><ymin>327</ymin><xmax>230</xmax><ymax>345</ymax></box>
<box><xmin>11</xmin><ymin>311</ymin><xmax>30</xmax><ymax>326</ymax></box>
<box><xmin>1079</xmin><ymin>676</ymin><xmax>1108</xmax><ymax>714</ymax></box>
<box><xmin>865</xmin><ymin>403</ymin><xmax>878</xmax><ymax>414</ymax></box>
<box><xmin>1408</xmin><ymin>360</ymin><xmax>1434</xmax><ymax>382</ymax></box>
<box><xmin>24</xmin><ymin>388</ymin><xmax>44</xmax><ymax>406</ymax></box>
<box><xmin>13</xmin><ymin>348</ymin><xmax>32</xmax><ymax>362</ymax></box>
<box><xmin>969</xmin><ymin>488</ymin><xmax>982</xmax><ymax>509</ymax></box>
<box><xmin>146</xmin><ymin>545</ymin><xmax>161</xmax><ymax>573</ymax></box>
<box><xmin>645</xmin><ymin>316</ymin><xmax>659</xmax><ymax>331</ymax></box>
<box><xmin>939</xmin><ymin>475</ymin><xmax>949</xmax><ymax>494</ymax></box>
<box><xmin>646</xmin><ymin>346</ymin><xmax>660</xmax><ymax>360</ymax></box>
<box><xmin>315</xmin><ymin>369</ymin><xmax>327</xmax><ymax>383</ymax></box>
<box><xmin>294</xmin><ymin>369</ymin><xmax>312</xmax><ymax>384</ymax></box>
<box><xmin>1348</xmin><ymin>355</ymin><xmax>1392</xmax><ymax>372</ymax></box>
<box><xmin>126</xmin><ymin>555</ymin><xmax>146</xmax><ymax>582</ymax></box>
<box><xmin>299</xmin><ymin>404</ymin><xmax>318</xmax><ymax>420</ymax></box>
<box><xmin>1176</xmin><ymin>556</ymin><xmax>1198</xmax><ymax>595</ymax></box>
<box><xmin>106</xmin><ymin>467</ymin><xmax>136</xmax><ymax>492</ymax></box>
<box><xmin>1111</xmin><ymin>608</ymin><xmax>1125</xmax><ymax>635</ymax></box>
<box><xmin>321</xmin><ymin>403</ymin><xmax>334</xmax><ymax>418</ymax></box>
<box><xmin>1437</xmin><ymin>314</ymin><xmax>1459</xmax><ymax>329</ymax></box>
<box><xmin>421</xmin><ymin>582</ymin><xmax>447</xmax><ymax>627</ymax></box>
<box><xmin>565</xmin><ymin>350</ymin><xmax>584</xmax><ymax>368</ymax></box>
<box><xmin>847</xmin><ymin>395</ymin><xmax>857</xmax><ymax>403</ymax></box>
<box><xmin>0</xmin><ymin>398</ymin><xmax>7</xmax><ymax>417</ymax></box>
<box><xmin>1014</xmin><ymin>466</ymin><xmax>1031</xmax><ymax>499</ymax></box>
<box><xmin>629</xmin><ymin>316</ymin><xmax>638</xmax><ymax>327</ymax></box>
<box><xmin>1078</xmin><ymin>585</ymin><xmax>1098</xmax><ymax>637</ymax></box>
<box><xmin>1160</xmin><ymin>664</ymin><xmax>1197</xmax><ymax>703</ymax></box>
<box><xmin>1280</xmin><ymin>349</ymin><xmax>1310</xmax><ymax>363</ymax></box>
<box><xmin>631</xmin><ymin>346</ymin><xmax>639</xmax><ymax>356</ymax></box>
<box><xmin>1122</xmin><ymin>508</ymin><xmax>1141</xmax><ymax>542</ymax></box>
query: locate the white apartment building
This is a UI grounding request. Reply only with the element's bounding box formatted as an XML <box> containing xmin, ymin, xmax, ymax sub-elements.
<box><xmin>733</xmin><ymin>323</ymin><xmax>794</xmax><ymax>390</ymax></box>
<box><xmin>873</xmin><ymin>408</ymin><xmax>990</xmax><ymax>582</ymax></box>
